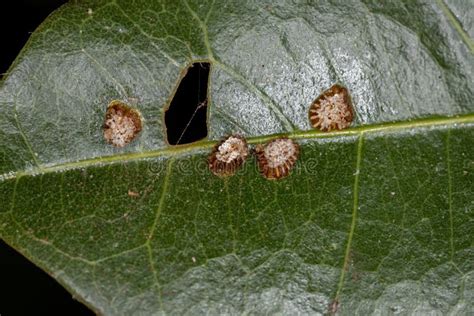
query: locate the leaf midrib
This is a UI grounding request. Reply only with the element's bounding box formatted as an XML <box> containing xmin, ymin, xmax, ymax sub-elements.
<box><xmin>1</xmin><ymin>114</ymin><xmax>473</xmax><ymax>181</ymax></box>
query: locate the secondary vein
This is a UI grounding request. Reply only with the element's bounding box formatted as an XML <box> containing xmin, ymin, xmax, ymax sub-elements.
<box><xmin>435</xmin><ymin>0</ymin><xmax>474</xmax><ymax>53</ymax></box>
<box><xmin>334</xmin><ymin>133</ymin><xmax>364</xmax><ymax>301</ymax></box>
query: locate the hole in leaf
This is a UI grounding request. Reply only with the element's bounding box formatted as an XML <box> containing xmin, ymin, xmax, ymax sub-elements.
<box><xmin>165</xmin><ymin>62</ymin><xmax>210</xmax><ymax>145</ymax></box>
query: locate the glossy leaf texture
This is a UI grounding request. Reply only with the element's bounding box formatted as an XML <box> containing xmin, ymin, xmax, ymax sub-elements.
<box><xmin>0</xmin><ymin>0</ymin><xmax>473</xmax><ymax>315</ymax></box>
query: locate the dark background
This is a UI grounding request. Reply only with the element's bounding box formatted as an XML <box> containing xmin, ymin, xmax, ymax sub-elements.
<box><xmin>1</xmin><ymin>1</ymin><xmax>208</xmax><ymax>315</ymax></box>
<box><xmin>0</xmin><ymin>0</ymin><xmax>93</xmax><ymax>315</ymax></box>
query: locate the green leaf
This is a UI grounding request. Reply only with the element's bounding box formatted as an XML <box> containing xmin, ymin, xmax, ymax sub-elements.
<box><xmin>1</xmin><ymin>0</ymin><xmax>473</xmax><ymax>314</ymax></box>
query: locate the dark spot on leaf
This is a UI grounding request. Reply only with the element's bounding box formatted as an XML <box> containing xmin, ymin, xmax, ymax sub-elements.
<box><xmin>309</xmin><ymin>84</ymin><xmax>354</xmax><ymax>131</ymax></box>
<box><xmin>208</xmin><ymin>135</ymin><xmax>249</xmax><ymax>177</ymax></box>
<box><xmin>103</xmin><ymin>100</ymin><xmax>142</xmax><ymax>147</ymax></box>
<box><xmin>165</xmin><ymin>62</ymin><xmax>210</xmax><ymax>145</ymax></box>
<box><xmin>256</xmin><ymin>138</ymin><xmax>299</xmax><ymax>180</ymax></box>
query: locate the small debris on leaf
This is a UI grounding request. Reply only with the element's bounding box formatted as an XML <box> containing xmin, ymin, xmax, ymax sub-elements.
<box><xmin>128</xmin><ymin>190</ymin><xmax>140</xmax><ymax>198</ymax></box>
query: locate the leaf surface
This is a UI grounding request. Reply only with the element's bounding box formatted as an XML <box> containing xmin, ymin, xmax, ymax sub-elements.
<box><xmin>0</xmin><ymin>0</ymin><xmax>473</xmax><ymax>314</ymax></box>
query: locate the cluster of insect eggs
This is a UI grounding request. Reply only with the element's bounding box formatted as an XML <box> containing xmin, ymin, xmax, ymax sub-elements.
<box><xmin>208</xmin><ymin>135</ymin><xmax>299</xmax><ymax>180</ymax></box>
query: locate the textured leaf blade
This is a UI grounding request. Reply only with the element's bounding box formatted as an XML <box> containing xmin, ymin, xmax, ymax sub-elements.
<box><xmin>1</xmin><ymin>0</ymin><xmax>474</xmax><ymax>315</ymax></box>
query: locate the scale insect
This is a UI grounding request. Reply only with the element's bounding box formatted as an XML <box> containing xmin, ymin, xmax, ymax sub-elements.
<box><xmin>208</xmin><ymin>135</ymin><xmax>249</xmax><ymax>177</ymax></box>
<box><xmin>309</xmin><ymin>84</ymin><xmax>354</xmax><ymax>132</ymax></box>
<box><xmin>103</xmin><ymin>100</ymin><xmax>142</xmax><ymax>147</ymax></box>
<box><xmin>255</xmin><ymin>138</ymin><xmax>299</xmax><ymax>180</ymax></box>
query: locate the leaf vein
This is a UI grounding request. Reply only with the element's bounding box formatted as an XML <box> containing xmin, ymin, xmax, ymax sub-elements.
<box><xmin>184</xmin><ymin>0</ymin><xmax>214</xmax><ymax>59</ymax></box>
<box><xmin>146</xmin><ymin>159</ymin><xmax>174</xmax><ymax>309</ymax></box>
<box><xmin>1</xmin><ymin>115</ymin><xmax>473</xmax><ymax>180</ymax></box>
<box><xmin>334</xmin><ymin>133</ymin><xmax>364</xmax><ymax>301</ymax></box>
<box><xmin>435</xmin><ymin>0</ymin><xmax>474</xmax><ymax>53</ymax></box>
